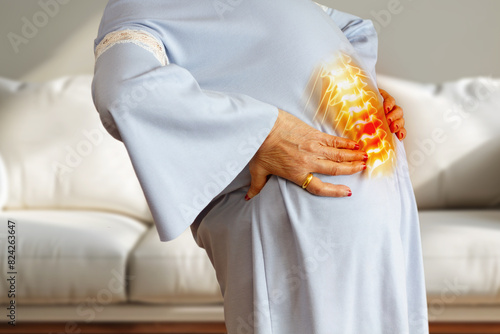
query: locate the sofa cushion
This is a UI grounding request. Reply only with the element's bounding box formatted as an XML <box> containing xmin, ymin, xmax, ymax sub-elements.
<box><xmin>420</xmin><ymin>210</ymin><xmax>500</xmax><ymax>305</ymax></box>
<box><xmin>377</xmin><ymin>75</ymin><xmax>500</xmax><ymax>209</ymax></box>
<box><xmin>0</xmin><ymin>153</ymin><xmax>7</xmax><ymax>210</ymax></box>
<box><xmin>129</xmin><ymin>226</ymin><xmax>222</xmax><ymax>304</ymax></box>
<box><xmin>0</xmin><ymin>210</ymin><xmax>147</xmax><ymax>304</ymax></box>
<box><xmin>0</xmin><ymin>76</ymin><xmax>153</xmax><ymax>223</ymax></box>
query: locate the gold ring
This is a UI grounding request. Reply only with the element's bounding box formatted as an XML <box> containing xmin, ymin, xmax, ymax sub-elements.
<box><xmin>301</xmin><ymin>173</ymin><xmax>314</xmax><ymax>189</ymax></box>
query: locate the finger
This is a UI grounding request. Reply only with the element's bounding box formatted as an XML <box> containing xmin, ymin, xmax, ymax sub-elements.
<box><xmin>389</xmin><ymin>118</ymin><xmax>405</xmax><ymax>133</ymax></box>
<box><xmin>396</xmin><ymin>128</ymin><xmax>407</xmax><ymax>141</ymax></box>
<box><xmin>246</xmin><ymin>165</ymin><xmax>269</xmax><ymax>200</ymax></box>
<box><xmin>318</xmin><ymin>146</ymin><xmax>368</xmax><ymax>162</ymax></box>
<box><xmin>314</xmin><ymin>160</ymin><xmax>366</xmax><ymax>176</ymax></box>
<box><xmin>385</xmin><ymin>105</ymin><xmax>404</xmax><ymax>124</ymax></box>
<box><xmin>379</xmin><ymin>89</ymin><xmax>396</xmax><ymax>114</ymax></box>
<box><xmin>379</xmin><ymin>88</ymin><xmax>389</xmax><ymax>98</ymax></box>
<box><xmin>305</xmin><ymin>176</ymin><xmax>352</xmax><ymax>197</ymax></box>
<box><xmin>322</xmin><ymin>134</ymin><xmax>360</xmax><ymax>150</ymax></box>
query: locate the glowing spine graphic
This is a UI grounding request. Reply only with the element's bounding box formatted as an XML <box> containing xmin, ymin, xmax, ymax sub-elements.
<box><xmin>313</xmin><ymin>53</ymin><xmax>396</xmax><ymax>177</ymax></box>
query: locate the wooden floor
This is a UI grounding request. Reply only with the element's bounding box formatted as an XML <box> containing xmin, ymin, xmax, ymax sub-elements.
<box><xmin>1</xmin><ymin>322</ymin><xmax>500</xmax><ymax>333</ymax></box>
<box><xmin>430</xmin><ymin>322</ymin><xmax>500</xmax><ymax>334</ymax></box>
<box><xmin>0</xmin><ymin>322</ymin><xmax>227</xmax><ymax>334</ymax></box>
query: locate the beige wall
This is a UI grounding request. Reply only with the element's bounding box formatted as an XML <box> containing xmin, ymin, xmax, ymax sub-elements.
<box><xmin>0</xmin><ymin>0</ymin><xmax>107</xmax><ymax>82</ymax></box>
<box><xmin>0</xmin><ymin>0</ymin><xmax>499</xmax><ymax>83</ymax></box>
<box><xmin>321</xmin><ymin>0</ymin><xmax>500</xmax><ymax>82</ymax></box>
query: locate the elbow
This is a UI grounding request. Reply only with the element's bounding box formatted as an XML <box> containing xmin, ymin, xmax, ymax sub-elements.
<box><xmin>345</xmin><ymin>19</ymin><xmax>378</xmax><ymax>41</ymax></box>
<box><xmin>361</xmin><ymin>19</ymin><xmax>378</xmax><ymax>39</ymax></box>
<box><xmin>357</xmin><ymin>19</ymin><xmax>378</xmax><ymax>42</ymax></box>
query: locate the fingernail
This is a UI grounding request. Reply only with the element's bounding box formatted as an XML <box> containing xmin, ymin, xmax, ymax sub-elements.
<box><xmin>362</xmin><ymin>164</ymin><xmax>367</xmax><ymax>170</ymax></box>
<box><xmin>363</xmin><ymin>154</ymin><xmax>369</xmax><ymax>160</ymax></box>
<box><xmin>245</xmin><ymin>194</ymin><xmax>251</xmax><ymax>201</ymax></box>
<box><xmin>354</xmin><ymin>144</ymin><xmax>360</xmax><ymax>150</ymax></box>
<box><xmin>395</xmin><ymin>124</ymin><xmax>399</xmax><ymax>131</ymax></box>
<box><xmin>347</xmin><ymin>190</ymin><xmax>352</xmax><ymax>197</ymax></box>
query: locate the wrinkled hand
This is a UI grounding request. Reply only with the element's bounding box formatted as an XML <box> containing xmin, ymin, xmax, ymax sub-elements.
<box><xmin>379</xmin><ymin>88</ymin><xmax>406</xmax><ymax>140</ymax></box>
<box><xmin>246</xmin><ymin>109</ymin><xmax>368</xmax><ymax>200</ymax></box>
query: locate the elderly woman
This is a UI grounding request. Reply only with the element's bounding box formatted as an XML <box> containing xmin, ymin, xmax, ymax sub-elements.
<box><xmin>92</xmin><ymin>0</ymin><xmax>428</xmax><ymax>333</ymax></box>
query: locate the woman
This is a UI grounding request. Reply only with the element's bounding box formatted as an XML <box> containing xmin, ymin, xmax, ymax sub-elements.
<box><xmin>92</xmin><ymin>0</ymin><xmax>428</xmax><ymax>333</ymax></box>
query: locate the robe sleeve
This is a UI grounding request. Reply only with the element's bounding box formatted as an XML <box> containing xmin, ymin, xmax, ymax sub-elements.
<box><xmin>92</xmin><ymin>28</ymin><xmax>279</xmax><ymax>241</ymax></box>
<box><xmin>316</xmin><ymin>3</ymin><xmax>379</xmax><ymax>79</ymax></box>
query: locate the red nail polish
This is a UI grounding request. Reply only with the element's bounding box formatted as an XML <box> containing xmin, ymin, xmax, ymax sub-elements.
<box><xmin>363</xmin><ymin>154</ymin><xmax>369</xmax><ymax>160</ymax></box>
<box><xmin>347</xmin><ymin>190</ymin><xmax>352</xmax><ymax>197</ymax></box>
<box><xmin>354</xmin><ymin>144</ymin><xmax>360</xmax><ymax>150</ymax></box>
<box><xmin>362</xmin><ymin>164</ymin><xmax>367</xmax><ymax>170</ymax></box>
<box><xmin>245</xmin><ymin>194</ymin><xmax>250</xmax><ymax>201</ymax></box>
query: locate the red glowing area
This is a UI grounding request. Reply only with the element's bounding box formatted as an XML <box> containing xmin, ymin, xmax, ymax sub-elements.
<box><xmin>310</xmin><ymin>52</ymin><xmax>396</xmax><ymax>177</ymax></box>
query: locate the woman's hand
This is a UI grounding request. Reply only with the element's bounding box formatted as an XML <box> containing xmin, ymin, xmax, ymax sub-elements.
<box><xmin>379</xmin><ymin>88</ymin><xmax>406</xmax><ymax>141</ymax></box>
<box><xmin>246</xmin><ymin>109</ymin><xmax>368</xmax><ymax>200</ymax></box>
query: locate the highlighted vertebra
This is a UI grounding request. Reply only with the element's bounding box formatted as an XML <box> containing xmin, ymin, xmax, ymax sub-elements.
<box><xmin>312</xmin><ymin>53</ymin><xmax>396</xmax><ymax>177</ymax></box>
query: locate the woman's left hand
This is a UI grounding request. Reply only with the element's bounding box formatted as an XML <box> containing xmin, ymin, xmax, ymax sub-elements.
<box><xmin>379</xmin><ymin>88</ymin><xmax>406</xmax><ymax>141</ymax></box>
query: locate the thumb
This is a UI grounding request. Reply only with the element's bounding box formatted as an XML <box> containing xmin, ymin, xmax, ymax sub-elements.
<box><xmin>245</xmin><ymin>167</ymin><xmax>269</xmax><ymax>201</ymax></box>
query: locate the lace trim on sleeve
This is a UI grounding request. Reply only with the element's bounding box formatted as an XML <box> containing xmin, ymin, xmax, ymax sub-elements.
<box><xmin>95</xmin><ymin>29</ymin><xmax>169</xmax><ymax>66</ymax></box>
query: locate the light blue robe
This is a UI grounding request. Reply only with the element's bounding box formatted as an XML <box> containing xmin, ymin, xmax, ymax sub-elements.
<box><xmin>92</xmin><ymin>1</ymin><xmax>429</xmax><ymax>333</ymax></box>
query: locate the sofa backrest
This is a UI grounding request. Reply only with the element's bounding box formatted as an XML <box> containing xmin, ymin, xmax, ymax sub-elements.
<box><xmin>0</xmin><ymin>76</ymin><xmax>153</xmax><ymax>223</ymax></box>
<box><xmin>378</xmin><ymin>74</ymin><xmax>500</xmax><ymax>209</ymax></box>
<box><xmin>0</xmin><ymin>74</ymin><xmax>498</xmax><ymax>215</ymax></box>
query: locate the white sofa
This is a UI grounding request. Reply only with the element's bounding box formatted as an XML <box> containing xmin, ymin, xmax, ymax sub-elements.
<box><xmin>0</xmin><ymin>74</ymin><xmax>499</xmax><ymax>325</ymax></box>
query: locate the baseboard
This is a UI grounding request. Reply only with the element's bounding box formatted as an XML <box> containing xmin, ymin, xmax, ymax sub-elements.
<box><xmin>1</xmin><ymin>322</ymin><xmax>500</xmax><ymax>334</ymax></box>
<box><xmin>7</xmin><ymin>303</ymin><xmax>225</xmax><ymax>322</ymax></box>
<box><xmin>1</xmin><ymin>303</ymin><xmax>499</xmax><ymax>334</ymax></box>
<box><xmin>6</xmin><ymin>303</ymin><xmax>500</xmax><ymax>322</ymax></box>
